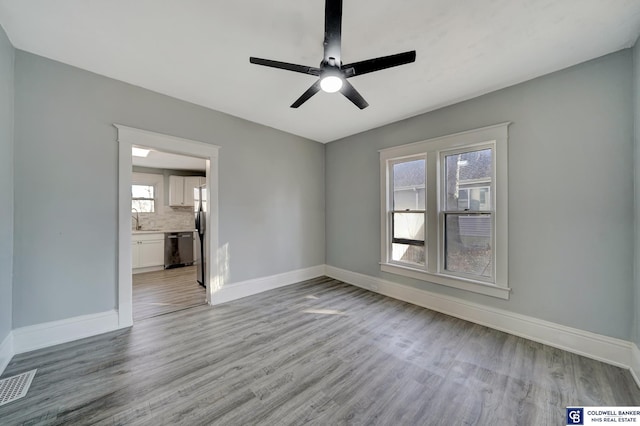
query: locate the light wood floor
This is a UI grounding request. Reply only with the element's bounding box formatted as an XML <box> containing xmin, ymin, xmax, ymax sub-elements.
<box><xmin>1</xmin><ymin>276</ymin><xmax>639</xmax><ymax>425</ymax></box>
<box><xmin>133</xmin><ymin>265</ymin><xmax>206</xmax><ymax>322</ymax></box>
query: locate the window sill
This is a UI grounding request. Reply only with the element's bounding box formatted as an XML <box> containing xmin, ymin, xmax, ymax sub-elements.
<box><xmin>380</xmin><ymin>263</ymin><xmax>510</xmax><ymax>299</ymax></box>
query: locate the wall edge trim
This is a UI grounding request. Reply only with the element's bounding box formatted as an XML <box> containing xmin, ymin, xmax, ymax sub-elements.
<box><xmin>631</xmin><ymin>343</ymin><xmax>640</xmax><ymax>389</ymax></box>
<box><xmin>12</xmin><ymin>310</ymin><xmax>122</xmax><ymax>354</ymax></box>
<box><xmin>211</xmin><ymin>265</ymin><xmax>326</xmax><ymax>305</ymax></box>
<box><xmin>0</xmin><ymin>332</ymin><xmax>14</xmax><ymax>376</ymax></box>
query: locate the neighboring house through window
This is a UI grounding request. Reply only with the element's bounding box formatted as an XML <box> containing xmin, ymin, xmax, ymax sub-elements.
<box><xmin>379</xmin><ymin>123</ymin><xmax>510</xmax><ymax>299</ymax></box>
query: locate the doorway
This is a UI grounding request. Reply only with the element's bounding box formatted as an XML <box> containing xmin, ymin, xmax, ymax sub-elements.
<box><xmin>115</xmin><ymin>125</ymin><xmax>220</xmax><ymax>328</ymax></box>
<box><xmin>131</xmin><ymin>147</ymin><xmax>207</xmax><ymax>321</ymax></box>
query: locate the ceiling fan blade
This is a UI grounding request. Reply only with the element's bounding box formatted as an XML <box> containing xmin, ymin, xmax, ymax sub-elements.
<box><xmin>340</xmin><ymin>80</ymin><xmax>369</xmax><ymax>109</ymax></box>
<box><xmin>323</xmin><ymin>0</ymin><xmax>342</xmax><ymax>64</ymax></box>
<box><xmin>291</xmin><ymin>80</ymin><xmax>322</xmax><ymax>108</ymax></box>
<box><xmin>342</xmin><ymin>50</ymin><xmax>416</xmax><ymax>77</ymax></box>
<box><xmin>250</xmin><ymin>57</ymin><xmax>321</xmax><ymax>76</ymax></box>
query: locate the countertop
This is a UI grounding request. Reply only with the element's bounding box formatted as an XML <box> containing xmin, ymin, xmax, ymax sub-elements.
<box><xmin>132</xmin><ymin>229</ymin><xmax>196</xmax><ymax>234</ymax></box>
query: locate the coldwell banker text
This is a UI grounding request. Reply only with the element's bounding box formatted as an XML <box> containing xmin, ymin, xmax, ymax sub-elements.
<box><xmin>588</xmin><ymin>410</ymin><xmax>639</xmax><ymax>422</ymax></box>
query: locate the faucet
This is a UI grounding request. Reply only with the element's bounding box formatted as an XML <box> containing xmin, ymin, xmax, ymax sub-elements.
<box><xmin>132</xmin><ymin>208</ymin><xmax>142</xmax><ymax>230</ymax></box>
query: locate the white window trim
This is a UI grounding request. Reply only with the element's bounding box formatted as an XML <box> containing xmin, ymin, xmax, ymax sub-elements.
<box><xmin>379</xmin><ymin>122</ymin><xmax>510</xmax><ymax>299</ymax></box>
<box><xmin>132</xmin><ymin>172</ymin><xmax>164</xmax><ymax>214</ymax></box>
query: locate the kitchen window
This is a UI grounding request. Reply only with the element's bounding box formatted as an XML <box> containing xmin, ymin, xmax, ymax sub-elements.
<box><xmin>379</xmin><ymin>123</ymin><xmax>510</xmax><ymax>299</ymax></box>
<box><xmin>132</xmin><ymin>184</ymin><xmax>156</xmax><ymax>213</ymax></box>
<box><xmin>131</xmin><ymin>172</ymin><xmax>164</xmax><ymax>214</ymax></box>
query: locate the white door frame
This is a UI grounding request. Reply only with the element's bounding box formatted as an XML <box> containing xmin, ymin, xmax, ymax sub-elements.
<box><xmin>115</xmin><ymin>124</ymin><xmax>220</xmax><ymax>327</ymax></box>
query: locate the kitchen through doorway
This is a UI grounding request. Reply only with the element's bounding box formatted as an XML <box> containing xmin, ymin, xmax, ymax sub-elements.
<box><xmin>115</xmin><ymin>124</ymin><xmax>220</xmax><ymax>329</ymax></box>
<box><xmin>130</xmin><ymin>146</ymin><xmax>207</xmax><ymax>321</ymax></box>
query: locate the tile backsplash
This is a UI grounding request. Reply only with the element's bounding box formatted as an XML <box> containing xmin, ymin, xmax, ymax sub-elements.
<box><xmin>133</xmin><ymin>206</ymin><xmax>195</xmax><ymax>231</ymax></box>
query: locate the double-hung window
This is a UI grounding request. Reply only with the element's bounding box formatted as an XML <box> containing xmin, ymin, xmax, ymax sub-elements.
<box><xmin>380</xmin><ymin>123</ymin><xmax>510</xmax><ymax>299</ymax></box>
<box><xmin>131</xmin><ymin>172</ymin><xmax>164</xmax><ymax>214</ymax></box>
<box><xmin>390</xmin><ymin>157</ymin><xmax>426</xmax><ymax>266</ymax></box>
<box><xmin>132</xmin><ymin>184</ymin><xmax>156</xmax><ymax>213</ymax></box>
<box><xmin>442</xmin><ymin>146</ymin><xmax>493</xmax><ymax>280</ymax></box>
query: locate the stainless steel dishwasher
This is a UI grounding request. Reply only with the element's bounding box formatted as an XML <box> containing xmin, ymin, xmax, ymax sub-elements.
<box><xmin>164</xmin><ymin>232</ymin><xmax>194</xmax><ymax>269</ymax></box>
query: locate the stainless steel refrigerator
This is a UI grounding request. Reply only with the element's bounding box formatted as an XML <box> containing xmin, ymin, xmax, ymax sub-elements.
<box><xmin>194</xmin><ymin>185</ymin><xmax>206</xmax><ymax>287</ymax></box>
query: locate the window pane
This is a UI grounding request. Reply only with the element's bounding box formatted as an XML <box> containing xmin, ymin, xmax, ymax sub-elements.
<box><xmin>393</xmin><ymin>159</ymin><xmax>425</xmax><ymax>210</ymax></box>
<box><xmin>393</xmin><ymin>212</ymin><xmax>424</xmax><ymax>241</ymax></box>
<box><xmin>132</xmin><ymin>184</ymin><xmax>154</xmax><ymax>198</ymax></box>
<box><xmin>444</xmin><ymin>214</ymin><xmax>492</xmax><ymax>278</ymax></box>
<box><xmin>457</xmin><ymin>188</ymin><xmax>469</xmax><ymax>210</ymax></box>
<box><xmin>132</xmin><ymin>199</ymin><xmax>154</xmax><ymax>213</ymax></box>
<box><xmin>445</xmin><ymin>148</ymin><xmax>492</xmax><ymax>211</ymax></box>
<box><xmin>392</xmin><ymin>243</ymin><xmax>425</xmax><ymax>265</ymax></box>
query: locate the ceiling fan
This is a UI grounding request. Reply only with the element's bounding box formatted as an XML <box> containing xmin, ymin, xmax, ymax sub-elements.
<box><xmin>249</xmin><ymin>0</ymin><xmax>416</xmax><ymax>109</ymax></box>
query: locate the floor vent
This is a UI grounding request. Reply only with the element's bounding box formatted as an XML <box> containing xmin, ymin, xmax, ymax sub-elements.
<box><xmin>0</xmin><ymin>369</ymin><xmax>37</xmax><ymax>406</ymax></box>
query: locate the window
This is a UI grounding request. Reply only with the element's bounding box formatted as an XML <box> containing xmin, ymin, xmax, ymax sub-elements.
<box><xmin>131</xmin><ymin>172</ymin><xmax>164</xmax><ymax>215</ymax></box>
<box><xmin>391</xmin><ymin>157</ymin><xmax>426</xmax><ymax>265</ymax></box>
<box><xmin>380</xmin><ymin>123</ymin><xmax>510</xmax><ymax>299</ymax></box>
<box><xmin>442</xmin><ymin>147</ymin><xmax>493</xmax><ymax>280</ymax></box>
<box><xmin>132</xmin><ymin>184</ymin><xmax>155</xmax><ymax>213</ymax></box>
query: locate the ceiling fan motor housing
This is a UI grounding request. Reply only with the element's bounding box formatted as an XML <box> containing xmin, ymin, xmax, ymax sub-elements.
<box><xmin>249</xmin><ymin>0</ymin><xmax>416</xmax><ymax>109</ymax></box>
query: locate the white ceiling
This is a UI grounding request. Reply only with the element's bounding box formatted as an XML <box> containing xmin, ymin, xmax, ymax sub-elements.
<box><xmin>1</xmin><ymin>1</ymin><xmax>639</xmax><ymax>143</ymax></box>
<box><xmin>132</xmin><ymin>148</ymin><xmax>206</xmax><ymax>172</ymax></box>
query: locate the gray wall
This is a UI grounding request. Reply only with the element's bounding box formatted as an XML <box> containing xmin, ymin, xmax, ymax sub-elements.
<box><xmin>0</xmin><ymin>26</ymin><xmax>14</xmax><ymax>342</ymax></box>
<box><xmin>326</xmin><ymin>50</ymin><xmax>634</xmax><ymax>340</ymax></box>
<box><xmin>7</xmin><ymin>38</ymin><xmax>637</xmax><ymax>343</ymax></box>
<box><xmin>13</xmin><ymin>51</ymin><xmax>325</xmax><ymax>328</ymax></box>
<box><xmin>634</xmin><ymin>38</ymin><xmax>640</xmax><ymax>347</ymax></box>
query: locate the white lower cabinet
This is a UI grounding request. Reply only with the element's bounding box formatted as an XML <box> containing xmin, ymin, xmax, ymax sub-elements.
<box><xmin>132</xmin><ymin>233</ymin><xmax>165</xmax><ymax>270</ymax></box>
<box><xmin>131</xmin><ymin>240</ymin><xmax>141</xmax><ymax>268</ymax></box>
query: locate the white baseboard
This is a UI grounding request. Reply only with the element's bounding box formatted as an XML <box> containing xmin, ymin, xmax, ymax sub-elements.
<box><xmin>631</xmin><ymin>343</ymin><xmax>640</xmax><ymax>389</ymax></box>
<box><xmin>132</xmin><ymin>265</ymin><xmax>164</xmax><ymax>275</ymax></box>
<box><xmin>211</xmin><ymin>265</ymin><xmax>326</xmax><ymax>305</ymax></box>
<box><xmin>12</xmin><ymin>310</ymin><xmax>121</xmax><ymax>354</ymax></box>
<box><xmin>0</xmin><ymin>332</ymin><xmax>14</xmax><ymax>376</ymax></box>
<box><xmin>326</xmin><ymin>266</ymin><xmax>634</xmax><ymax>370</ymax></box>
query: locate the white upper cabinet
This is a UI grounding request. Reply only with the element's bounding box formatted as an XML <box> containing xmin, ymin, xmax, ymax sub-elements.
<box><xmin>169</xmin><ymin>175</ymin><xmax>184</xmax><ymax>206</ymax></box>
<box><xmin>169</xmin><ymin>175</ymin><xmax>204</xmax><ymax>207</ymax></box>
<box><xmin>183</xmin><ymin>176</ymin><xmax>202</xmax><ymax>207</ymax></box>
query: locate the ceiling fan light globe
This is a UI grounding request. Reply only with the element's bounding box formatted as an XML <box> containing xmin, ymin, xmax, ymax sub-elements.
<box><xmin>320</xmin><ymin>75</ymin><xmax>343</xmax><ymax>93</ymax></box>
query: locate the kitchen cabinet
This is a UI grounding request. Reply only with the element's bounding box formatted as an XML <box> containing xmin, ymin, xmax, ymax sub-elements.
<box><xmin>132</xmin><ymin>233</ymin><xmax>164</xmax><ymax>270</ymax></box>
<box><xmin>169</xmin><ymin>175</ymin><xmax>204</xmax><ymax>207</ymax></box>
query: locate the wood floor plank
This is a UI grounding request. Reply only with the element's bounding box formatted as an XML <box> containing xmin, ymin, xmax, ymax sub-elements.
<box><xmin>1</xmin><ymin>276</ymin><xmax>639</xmax><ymax>425</ymax></box>
<box><xmin>133</xmin><ymin>265</ymin><xmax>205</xmax><ymax>321</ymax></box>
